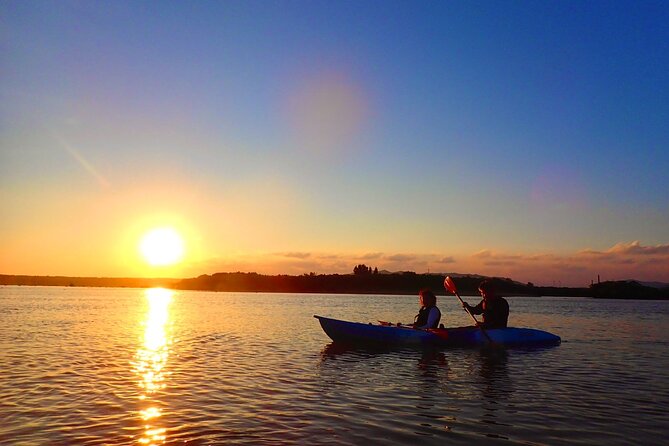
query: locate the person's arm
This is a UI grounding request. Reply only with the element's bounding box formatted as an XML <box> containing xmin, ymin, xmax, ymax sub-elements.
<box><xmin>464</xmin><ymin>300</ymin><xmax>484</xmax><ymax>315</ymax></box>
<box><xmin>425</xmin><ymin>307</ymin><xmax>440</xmax><ymax>329</ymax></box>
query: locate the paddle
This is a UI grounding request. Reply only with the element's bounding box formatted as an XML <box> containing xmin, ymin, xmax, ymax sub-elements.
<box><xmin>444</xmin><ymin>276</ymin><xmax>494</xmax><ymax>344</ymax></box>
<box><xmin>378</xmin><ymin>320</ymin><xmax>411</xmax><ymax>328</ymax></box>
<box><xmin>379</xmin><ymin>319</ymin><xmax>450</xmax><ymax>341</ymax></box>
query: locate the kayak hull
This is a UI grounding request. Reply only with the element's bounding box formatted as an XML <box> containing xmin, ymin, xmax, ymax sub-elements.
<box><xmin>314</xmin><ymin>315</ymin><xmax>561</xmax><ymax>348</ymax></box>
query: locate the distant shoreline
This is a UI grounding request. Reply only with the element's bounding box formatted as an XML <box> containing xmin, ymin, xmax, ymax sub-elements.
<box><xmin>2</xmin><ymin>273</ymin><xmax>667</xmax><ymax>300</ymax></box>
<box><xmin>0</xmin><ymin>275</ymin><xmax>180</xmax><ymax>289</ymax></box>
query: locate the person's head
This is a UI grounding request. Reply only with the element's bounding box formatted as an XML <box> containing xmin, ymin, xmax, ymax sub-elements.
<box><xmin>478</xmin><ymin>280</ymin><xmax>495</xmax><ymax>300</ymax></box>
<box><xmin>419</xmin><ymin>289</ymin><xmax>437</xmax><ymax>308</ymax></box>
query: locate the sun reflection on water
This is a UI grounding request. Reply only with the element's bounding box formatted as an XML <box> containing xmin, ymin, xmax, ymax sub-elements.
<box><xmin>133</xmin><ymin>288</ymin><xmax>173</xmax><ymax>445</ymax></box>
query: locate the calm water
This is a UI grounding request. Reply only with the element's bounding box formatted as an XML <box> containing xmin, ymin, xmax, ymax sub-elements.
<box><xmin>1</xmin><ymin>287</ymin><xmax>668</xmax><ymax>445</ymax></box>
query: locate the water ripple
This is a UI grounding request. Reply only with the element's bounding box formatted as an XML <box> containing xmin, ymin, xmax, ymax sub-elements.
<box><xmin>1</xmin><ymin>288</ymin><xmax>668</xmax><ymax>445</ymax></box>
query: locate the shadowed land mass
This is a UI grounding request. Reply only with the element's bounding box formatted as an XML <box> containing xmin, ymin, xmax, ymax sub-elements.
<box><xmin>1</xmin><ymin>271</ymin><xmax>667</xmax><ymax>299</ymax></box>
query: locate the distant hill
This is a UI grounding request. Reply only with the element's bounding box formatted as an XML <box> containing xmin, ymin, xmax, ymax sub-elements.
<box><xmin>635</xmin><ymin>281</ymin><xmax>669</xmax><ymax>289</ymax></box>
<box><xmin>591</xmin><ymin>280</ymin><xmax>669</xmax><ymax>300</ymax></box>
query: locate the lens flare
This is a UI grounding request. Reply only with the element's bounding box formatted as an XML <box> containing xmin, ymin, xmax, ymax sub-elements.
<box><xmin>286</xmin><ymin>71</ymin><xmax>369</xmax><ymax>156</ymax></box>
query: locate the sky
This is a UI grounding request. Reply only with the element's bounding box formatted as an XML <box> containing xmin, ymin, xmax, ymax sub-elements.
<box><xmin>1</xmin><ymin>1</ymin><xmax>668</xmax><ymax>286</ymax></box>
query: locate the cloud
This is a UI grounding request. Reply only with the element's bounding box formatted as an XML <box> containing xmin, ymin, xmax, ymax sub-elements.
<box><xmin>437</xmin><ymin>256</ymin><xmax>456</xmax><ymax>264</ymax></box>
<box><xmin>484</xmin><ymin>260</ymin><xmax>519</xmax><ymax>267</ymax></box>
<box><xmin>464</xmin><ymin>241</ymin><xmax>669</xmax><ymax>286</ymax></box>
<box><xmin>356</xmin><ymin>252</ymin><xmax>384</xmax><ymax>260</ymax></box>
<box><xmin>472</xmin><ymin>250</ymin><xmax>493</xmax><ymax>259</ymax></box>
<box><xmin>527</xmin><ymin>254</ymin><xmax>557</xmax><ymax>261</ymax></box>
<box><xmin>606</xmin><ymin>241</ymin><xmax>669</xmax><ymax>255</ymax></box>
<box><xmin>472</xmin><ymin>250</ymin><xmax>521</xmax><ymax>261</ymax></box>
<box><xmin>185</xmin><ymin>241</ymin><xmax>669</xmax><ymax>287</ymax></box>
<box><xmin>578</xmin><ymin>249</ymin><xmax>606</xmax><ymax>257</ymax></box>
<box><xmin>579</xmin><ymin>241</ymin><xmax>669</xmax><ymax>259</ymax></box>
<box><xmin>317</xmin><ymin>254</ymin><xmax>342</xmax><ymax>260</ymax></box>
<box><xmin>385</xmin><ymin>254</ymin><xmax>416</xmax><ymax>262</ymax></box>
<box><xmin>277</xmin><ymin>252</ymin><xmax>312</xmax><ymax>259</ymax></box>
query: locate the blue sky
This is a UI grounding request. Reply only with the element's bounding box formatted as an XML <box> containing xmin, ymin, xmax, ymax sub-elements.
<box><xmin>1</xmin><ymin>1</ymin><xmax>668</xmax><ymax>285</ymax></box>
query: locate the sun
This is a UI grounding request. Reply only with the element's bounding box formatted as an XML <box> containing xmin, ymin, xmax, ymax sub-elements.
<box><xmin>139</xmin><ymin>227</ymin><xmax>185</xmax><ymax>266</ymax></box>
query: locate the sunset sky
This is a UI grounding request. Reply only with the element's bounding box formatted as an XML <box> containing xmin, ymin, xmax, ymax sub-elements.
<box><xmin>2</xmin><ymin>1</ymin><xmax>668</xmax><ymax>286</ymax></box>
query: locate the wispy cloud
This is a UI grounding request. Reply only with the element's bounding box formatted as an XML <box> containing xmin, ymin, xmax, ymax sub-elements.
<box><xmin>437</xmin><ymin>256</ymin><xmax>456</xmax><ymax>264</ymax></box>
<box><xmin>356</xmin><ymin>252</ymin><xmax>384</xmax><ymax>260</ymax></box>
<box><xmin>606</xmin><ymin>241</ymin><xmax>669</xmax><ymax>255</ymax></box>
<box><xmin>317</xmin><ymin>254</ymin><xmax>341</xmax><ymax>260</ymax></box>
<box><xmin>483</xmin><ymin>259</ymin><xmax>520</xmax><ymax>267</ymax></box>
<box><xmin>276</xmin><ymin>252</ymin><xmax>312</xmax><ymax>259</ymax></box>
<box><xmin>472</xmin><ymin>250</ymin><xmax>493</xmax><ymax>259</ymax></box>
<box><xmin>385</xmin><ymin>254</ymin><xmax>416</xmax><ymax>262</ymax></box>
<box><xmin>466</xmin><ymin>241</ymin><xmax>669</xmax><ymax>285</ymax></box>
<box><xmin>579</xmin><ymin>241</ymin><xmax>669</xmax><ymax>258</ymax></box>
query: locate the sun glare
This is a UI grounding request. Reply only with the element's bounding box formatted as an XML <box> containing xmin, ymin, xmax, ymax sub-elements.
<box><xmin>139</xmin><ymin>228</ymin><xmax>185</xmax><ymax>266</ymax></box>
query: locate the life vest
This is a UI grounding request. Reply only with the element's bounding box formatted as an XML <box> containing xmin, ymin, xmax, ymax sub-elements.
<box><xmin>481</xmin><ymin>297</ymin><xmax>509</xmax><ymax>328</ymax></box>
<box><xmin>414</xmin><ymin>306</ymin><xmax>441</xmax><ymax>328</ymax></box>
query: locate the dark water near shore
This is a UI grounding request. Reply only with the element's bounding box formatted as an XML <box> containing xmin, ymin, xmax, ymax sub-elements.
<box><xmin>1</xmin><ymin>286</ymin><xmax>668</xmax><ymax>445</ymax></box>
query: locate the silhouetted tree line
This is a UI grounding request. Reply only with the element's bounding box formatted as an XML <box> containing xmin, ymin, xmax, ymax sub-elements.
<box><xmin>174</xmin><ymin>272</ymin><xmax>592</xmax><ymax>296</ymax></box>
<box><xmin>353</xmin><ymin>264</ymin><xmax>378</xmax><ymax>275</ymax></box>
<box><xmin>3</xmin><ymin>274</ymin><xmax>665</xmax><ymax>299</ymax></box>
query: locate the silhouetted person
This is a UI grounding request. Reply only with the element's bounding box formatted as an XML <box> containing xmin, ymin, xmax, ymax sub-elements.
<box><xmin>413</xmin><ymin>289</ymin><xmax>441</xmax><ymax>329</ymax></box>
<box><xmin>462</xmin><ymin>280</ymin><xmax>509</xmax><ymax>328</ymax></box>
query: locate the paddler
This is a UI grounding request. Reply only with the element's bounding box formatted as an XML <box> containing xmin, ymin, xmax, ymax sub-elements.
<box><xmin>462</xmin><ymin>280</ymin><xmax>509</xmax><ymax>328</ymax></box>
<box><xmin>413</xmin><ymin>289</ymin><xmax>442</xmax><ymax>329</ymax></box>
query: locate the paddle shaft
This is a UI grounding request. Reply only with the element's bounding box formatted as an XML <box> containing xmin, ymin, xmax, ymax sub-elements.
<box><xmin>446</xmin><ymin>284</ymin><xmax>494</xmax><ymax>343</ymax></box>
<box><xmin>378</xmin><ymin>320</ymin><xmax>412</xmax><ymax>328</ymax></box>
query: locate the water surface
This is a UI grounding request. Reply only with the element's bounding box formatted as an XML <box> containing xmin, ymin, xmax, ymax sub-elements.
<box><xmin>1</xmin><ymin>287</ymin><xmax>667</xmax><ymax>445</ymax></box>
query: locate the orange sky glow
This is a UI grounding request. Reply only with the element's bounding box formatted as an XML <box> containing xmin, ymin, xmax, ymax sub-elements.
<box><xmin>2</xmin><ymin>3</ymin><xmax>668</xmax><ymax>287</ymax></box>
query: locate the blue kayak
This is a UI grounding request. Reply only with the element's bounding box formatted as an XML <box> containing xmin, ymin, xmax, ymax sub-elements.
<box><xmin>314</xmin><ymin>315</ymin><xmax>561</xmax><ymax>348</ymax></box>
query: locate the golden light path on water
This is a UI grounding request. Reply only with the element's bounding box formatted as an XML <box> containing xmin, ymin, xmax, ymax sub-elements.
<box><xmin>133</xmin><ymin>288</ymin><xmax>173</xmax><ymax>445</ymax></box>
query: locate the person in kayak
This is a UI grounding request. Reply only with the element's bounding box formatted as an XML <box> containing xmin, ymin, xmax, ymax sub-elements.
<box><xmin>413</xmin><ymin>289</ymin><xmax>441</xmax><ymax>329</ymax></box>
<box><xmin>462</xmin><ymin>280</ymin><xmax>509</xmax><ymax>328</ymax></box>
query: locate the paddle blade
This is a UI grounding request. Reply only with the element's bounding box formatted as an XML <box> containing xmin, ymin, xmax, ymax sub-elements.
<box><xmin>444</xmin><ymin>276</ymin><xmax>458</xmax><ymax>294</ymax></box>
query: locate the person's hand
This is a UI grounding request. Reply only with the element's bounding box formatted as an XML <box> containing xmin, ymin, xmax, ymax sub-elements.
<box><xmin>462</xmin><ymin>302</ymin><xmax>469</xmax><ymax>309</ymax></box>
